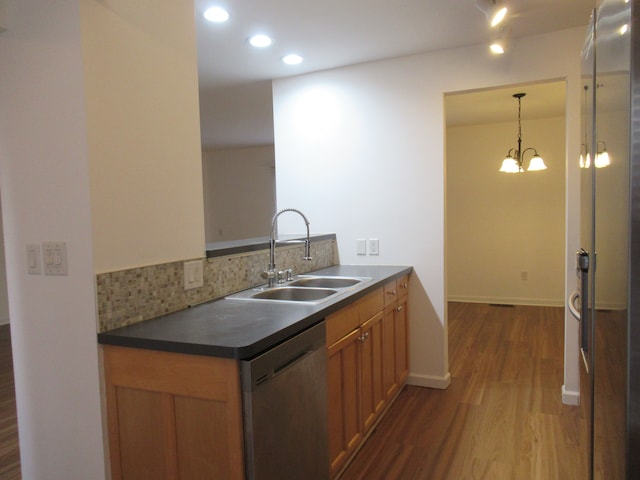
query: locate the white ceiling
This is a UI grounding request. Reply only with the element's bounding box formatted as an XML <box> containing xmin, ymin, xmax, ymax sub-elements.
<box><xmin>195</xmin><ymin>0</ymin><xmax>594</xmax><ymax>148</ymax></box>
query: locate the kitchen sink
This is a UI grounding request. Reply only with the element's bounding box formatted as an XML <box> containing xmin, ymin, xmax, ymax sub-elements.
<box><xmin>287</xmin><ymin>276</ymin><xmax>369</xmax><ymax>289</ymax></box>
<box><xmin>250</xmin><ymin>287</ymin><xmax>338</xmax><ymax>302</ymax></box>
<box><xmin>226</xmin><ymin>286</ymin><xmax>340</xmax><ymax>304</ymax></box>
<box><xmin>226</xmin><ymin>275</ymin><xmax>372</xmax><ymax>304</ymax></box>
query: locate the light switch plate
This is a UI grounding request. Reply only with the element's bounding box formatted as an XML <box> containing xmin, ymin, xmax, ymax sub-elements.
<box><xmin>42</xmin><ymin>241</ymin><xmax>68</xmax><ymax>276</ymax></box>
<box><xmin>356</xmin><ymin>239</ymin><xmax>367</xmax><ymax>255</ymax></box>
<box><xmin>184</xmin><ymin>260</ymin><xmax>204</xmax><ymax>290</ymax></box>
<box><xmin>27</xmin><ymin>244</ymin><xmax>42</xmax><ymax>275</ymax></box>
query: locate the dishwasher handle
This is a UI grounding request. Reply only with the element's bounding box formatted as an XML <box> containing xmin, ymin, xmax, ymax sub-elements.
<box><xmin>273</xmin><ymin>349</ymin><xmax>314</xmax><ymax>375</ymax></box>
<box><xmin>241</xmin><ymin>321</ymin><xmax>326</xmax><ymax>392</ymax></box>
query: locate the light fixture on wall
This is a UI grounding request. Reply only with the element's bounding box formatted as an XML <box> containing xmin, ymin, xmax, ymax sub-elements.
<box><xmin>499</xmin><ymin>93</ymin><xmax>547</xmax><ymax>173</ymax></box>
<box><xmin>476</xmin><ymin>0</ymin><xmax>508</xmax><ymax>27</ymax></box>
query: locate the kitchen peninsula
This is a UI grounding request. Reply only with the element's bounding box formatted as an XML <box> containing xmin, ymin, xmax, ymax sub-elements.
<box><xmin>98</xmin><ymin>263</ymin><xmax>411</xmax><ymax>479</ymax></box>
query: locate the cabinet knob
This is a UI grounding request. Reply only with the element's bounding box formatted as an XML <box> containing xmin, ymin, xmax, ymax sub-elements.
<box><xmin>387</xmin><ymin>290</ymin><xmax>396</xmax><ymax>296</ymax></box>
<box><xmin>401</xmin><ymin>283</ymin><xmax>408</xmax><ymax>289</ymax></box>
<box><xmin>395</xmin><ymin>305</ymin><xmax>403</xmax><ymax>312</ymax></box>
<box><xmin>359</xmin><ymin>332</ymin><xmax>370</xmax><ymax>342</ymax></box>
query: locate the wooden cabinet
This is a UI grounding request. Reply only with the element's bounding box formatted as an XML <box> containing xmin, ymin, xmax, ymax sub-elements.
<box><xmin>360</xmin><ymin>311</ymin><xmax>384</xmax><ymax>432</ymax></box>
<box><xmin>327</xmin><ymin>275</ymin><xmax>409</xmax><ymax>478</ymax></box>
<box><xmin>327</xmin><ymin>328</ymin><xmax>362</xmax><ymax>475</ymax></box>
<box><xmin>383</xmin><ymin>275</ymin><xmax>410</xmax><ymax>401</ymax></box>
<box><xmin>103</xmin><ymin>346</ymin><xmax>245</xmax><ymax>480</ymax></box>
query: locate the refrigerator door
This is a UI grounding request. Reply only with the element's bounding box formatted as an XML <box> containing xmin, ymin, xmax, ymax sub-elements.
<box><xmin>579</xmin><ymin>11</ymin><xmax>596</xmax><ymax>479</ymax></box>
<box><xmin>592</xmin><ymin>0</ymin><xmax>631</xmax><ymax>478</ymax></box>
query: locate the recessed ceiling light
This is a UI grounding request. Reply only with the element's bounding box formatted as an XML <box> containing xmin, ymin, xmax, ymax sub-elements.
<box><xmin>249</xmin><ymin>34</ymin><xmax>272</xmax><ymax>48</ymax></box>
<box><xmin>490</xmin><ymin>42</ymin><xmax>505</xmax><ymax>54</ymax></box>
<box><xmin>203</xmin><ymin>6</ymin><xmax>230</xmax><ymax>23</ymax></box>
<box><xmin>282</xmin><ymin>54</ymin><xmax>303</xmax><ymax>65</ymax></box>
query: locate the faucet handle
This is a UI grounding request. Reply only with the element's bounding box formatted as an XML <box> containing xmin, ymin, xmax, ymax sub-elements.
<box><xmin>261</xmin><ymin>270</ymin><xmax>276</xmax><ymax>280</ymax></box>
<box><xmin>284</xmin><ymin>268</ymin><xmax>294</xmax><ymax>281</ymax></box>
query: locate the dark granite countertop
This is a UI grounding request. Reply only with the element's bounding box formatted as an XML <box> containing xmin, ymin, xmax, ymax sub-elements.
<box><xmin>97</xmin><ymin>264</ymin><xmax>412</xmax><ymax>360</ymax></box>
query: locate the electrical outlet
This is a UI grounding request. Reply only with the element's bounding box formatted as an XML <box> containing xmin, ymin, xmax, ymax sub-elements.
<box><xmin>368</xmin><ymin>239</ymin><xmax>379</xmax><ymax>256</ymax></box>
<box><xmin>184</xmin><ymin>260</ymin><xmax>204</xmax><ymax>290</ymax></box>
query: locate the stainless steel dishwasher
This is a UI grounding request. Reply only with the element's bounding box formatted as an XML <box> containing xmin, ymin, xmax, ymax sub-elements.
<box><xmin>240</xmin><ymin>321</ymin><xmax>329</xmax><ymax>480</ymax></box>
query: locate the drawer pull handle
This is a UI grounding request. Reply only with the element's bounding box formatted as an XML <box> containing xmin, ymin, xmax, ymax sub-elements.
<box><xmin>359</xmin><ymin>332</ymin><xmax>370</xmax><ymax>342</ymax></box>
<box><xmin>387</xmin><ymin>290</ymin><xmax>396</xmax><ymax>296</ymax></box>
<box><xmin>401</xmin><ymin>283</ymin><xmax>408</xmax><ymax>289</ymax></box>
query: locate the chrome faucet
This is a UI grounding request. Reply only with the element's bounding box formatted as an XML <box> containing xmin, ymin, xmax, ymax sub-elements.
<box><xmin>262</xmin><ymin>208</ymin><xmax>312</xmax><ymax>287</ymax></box>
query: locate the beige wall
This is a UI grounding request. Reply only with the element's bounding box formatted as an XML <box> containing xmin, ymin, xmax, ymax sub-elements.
<box><xmin>80</xmin><ymin>0</ymin><xmax>205</xmax><ymax>273</ymax></box>
<box><xmin>447</xmin><ymin>116</ymin><xmax>566</xmax><ymax>306</ymax></box>
<box><xmin>202</xmin><ymin>145</ymin><xmax>276</xmax><ymax>243</ymax></box>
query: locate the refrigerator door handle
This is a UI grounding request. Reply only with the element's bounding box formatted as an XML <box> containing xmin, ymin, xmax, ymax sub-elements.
<box><xmin>568</xmin><ymin>290</ymin><xmax>581</xmax><ymax>320</ymax></box>
<box><xmin>577</xmin><ymin>249</ymin><xmax>590</xmax><ymax>352</ymax></box>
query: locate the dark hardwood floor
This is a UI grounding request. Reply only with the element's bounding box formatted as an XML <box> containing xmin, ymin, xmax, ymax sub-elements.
<box><xmin>0</xmin><ymin>324</ymin><xmax>21</xmax><ymax>480</ymax></box>
<box><xmin>341</xmin><ymin>302</ymin><xmax>587</xmax><ymax>479</ymax></box>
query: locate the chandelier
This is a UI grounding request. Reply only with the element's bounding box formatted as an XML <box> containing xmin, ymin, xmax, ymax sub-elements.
<box><xmin>499</xmin><ymin>93</ymin><xmax>547</xmax><ymax>173</ymax></box>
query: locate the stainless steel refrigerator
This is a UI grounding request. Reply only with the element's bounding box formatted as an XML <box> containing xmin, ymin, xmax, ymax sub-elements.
<box><xmin>572</xmin><ymin>0</ymin><xmax>639</xmax><ymax>477</ymax></box>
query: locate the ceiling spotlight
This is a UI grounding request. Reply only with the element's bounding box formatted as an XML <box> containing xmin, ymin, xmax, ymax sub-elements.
<box><xmin>490</xmin><ymin>42</ymin><xmax>505</xmax><ymax>54</ymax></box>
<box><xmin>476</xmin><ymin>0</ymin><xmax>508</xmax><ymax>28</ymax></box>
<box><xmin>249</xmin><ymin>34</ymin><xmax>272</xmax><ymax>48</ymax></box>
<box><xmin>489</xmin><ymin>27</ymin><xmax>509</xmax><ymax>55</ymax></box>
<box><xmin>203</xmin><ymin>6</ymin><xmax>230</xmax><ymax>23</ymax></box>
<box><xmin>282</xmin><ymin>54</ymin><xmax>303</xmax><ymax>65</ymax></box>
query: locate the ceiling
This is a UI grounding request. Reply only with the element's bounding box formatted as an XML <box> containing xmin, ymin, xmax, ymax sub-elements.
<box><xmin>195</xmin><ymin>0</ymin><xmax>594</xmax><ymax>148</ymax></box>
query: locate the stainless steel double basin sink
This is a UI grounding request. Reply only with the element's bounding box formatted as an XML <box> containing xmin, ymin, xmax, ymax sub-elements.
<box><xmin>226</xmin><ymin>275</ymin><xmax>372</xmax><ymax>304</ymax></box>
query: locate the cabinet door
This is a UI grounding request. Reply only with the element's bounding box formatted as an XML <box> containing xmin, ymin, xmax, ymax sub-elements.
<box><xmin>394</xmin><ymin>297</ymin><xmax>409</xmax><ymax>386</ymax></box>
<box><xmin>103</xmin><ymin>346</ymin><xmax>244</xmax><ymax>480</ymax></box>
<box><xmin>327</xmin><ymin>328</ymin><xmax>362</xmax><ymax>477</ymax></box>
<box><xmin>382</xmin><ymin>305</ymin><xmax>398</xmax><ymax>400</ymax></box>
<box><xmin>360</xmin><ymin>312</ymin><xmax>384</xmax><ymax>433</ymax></box>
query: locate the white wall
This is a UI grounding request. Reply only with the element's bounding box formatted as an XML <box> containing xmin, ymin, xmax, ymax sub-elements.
<box><xmin>202</xmin><ymin>145</ymin><xmax>276</xmax><ymax>242</ymax></box>
<box><xmin>0</xmin><ymin>194</ymin><xmax>9</xmax><ymax>325</ymax></box>
<box><xmin>0</xmin><ymin>0</ymin><xmax>106</xmax><ymax>477</ymax></box>
<box><xmin>447</xmin><ymin>116</ymin><xmax>566</xmax><ymax>306</ymax></box>
<box><xmin>80</xmin><ymin>0</ymin><xmax>205</xmax><ymax>273</ymax></box>
<box><xmin>273</xmin><ymin>28</ymin><xmax>584</xmax><ymax>391</ymax></box>
<box><xmin>0</xmin><ymin>0</ymin><xmax>204</xmax><ymax>476</ymax></box>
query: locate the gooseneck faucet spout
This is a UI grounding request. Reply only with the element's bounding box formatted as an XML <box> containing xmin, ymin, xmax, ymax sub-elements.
<box><xmin>263</xmin><ymin>208</ymin><xmax>312</xmax><ymax>287</ymax></box>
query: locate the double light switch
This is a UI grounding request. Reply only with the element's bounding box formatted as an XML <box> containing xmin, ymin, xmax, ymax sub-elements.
<box><xmin>27</xmin><ymin>242</ymin><xmax>68</xmax><ymax>276</ymax></box>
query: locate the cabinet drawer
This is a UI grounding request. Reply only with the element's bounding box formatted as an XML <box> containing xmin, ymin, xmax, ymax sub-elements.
<box><xmin>358</xmin><ymin>288</ymin><xmax>383</xmax><ymax>322</ymax></box>
<box><xmin>327</xmin><ymin>302</ymin><xmax>360</xmax><ymax>346</ymax></box>
<box><xmin>397</xmin><ymin>275</ymin><xmax>409</xmax><ymax>299</ymax></box>
<box><xmin>383</xmin><ymin>279</ymin><xmax>398</xmax><ymax>307</ymax></box>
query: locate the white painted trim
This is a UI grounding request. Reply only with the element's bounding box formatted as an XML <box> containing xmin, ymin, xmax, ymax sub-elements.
<box><xmin>562</xmin><ymin>385</ymin><xmax>580</xmax><ymax>405</ymax></box>
<box><xmin>407</xmin><ymin>372</ymin><xmax>451</xmax><ymax>390</ymax></box>
<box><xmin>447</xmin><ymin>295</ymin><xmax>564</xmax><ymax>307</ymax></box>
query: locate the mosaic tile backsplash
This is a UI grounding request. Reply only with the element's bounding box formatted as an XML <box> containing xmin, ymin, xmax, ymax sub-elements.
<box><xmin>97</xmin><ymin>239</ymin><xmax>338</xmax><ymax>332</ymax></box>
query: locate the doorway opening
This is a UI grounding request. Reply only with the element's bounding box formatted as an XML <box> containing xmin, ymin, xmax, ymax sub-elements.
<box><xmin>444</xmin><ymin>80</ymin><xmax>567</xmax><ymax>308</ymax></box>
